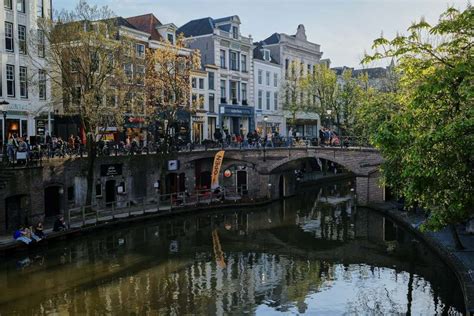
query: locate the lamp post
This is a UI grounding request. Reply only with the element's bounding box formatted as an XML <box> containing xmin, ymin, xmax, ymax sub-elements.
<box><xmin>263</xmin><ymin>115</ymin><xmax>268</xmax><ymax>162</ymax></box>
<box><xmin>0</xmin><ymin>100</ymin><xmax>10</xmax><ymax>162</ymax></box>
<box><xmin>326</xmin><ymin>109</ymin><xmax>332</xmax><ymax>129</ymax></box>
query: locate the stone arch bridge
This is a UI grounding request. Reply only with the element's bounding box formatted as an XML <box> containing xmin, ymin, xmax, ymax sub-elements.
<box><xmin>179</xmin><ymin>147</ymin><xmax>384</xmax><ymax>205</ymax></box>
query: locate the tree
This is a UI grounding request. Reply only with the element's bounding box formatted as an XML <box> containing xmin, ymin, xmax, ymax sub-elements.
<box><xmin>281</xmin><ymin>61</ymin><xmax>307</xmax><ymax>127</ymax></box>
<box><xmin>363</xmin><ymin>6</ymin><xmax>474</xmax><ymax>248</ymax></box>
<box><xmin>145</xmin><ymin>35</ymin><xmax>200</xmax><ymax>193</ymax></box>
<box><xmin>36</xmin><ymin>0</ymin><xmax>142</xmax><ymax>207</ymax></box>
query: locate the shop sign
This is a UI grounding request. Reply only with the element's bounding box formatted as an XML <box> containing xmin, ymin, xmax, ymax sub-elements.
<box><xmin>5</xmin><ymin>103</ymin><xmax>29</xmax><ymax>112</ymax></box>
<box><xmin>100</xmin><ymin>164</ymin><xmax>123</xmax><ymax>177</ymax></box>
<box><xmin>224</xmin><ymin>106</ymin><xmax>253</xmax><ymax>116</ymax></box>
<box><xmin>192</xmin><ymin>115</ymin><xmax>205</xmax><ymax>123</ymax></box>
<box><xmin>36</xmin><ymin>120</ymin><xmax>46</xmax><ymax>136</ymax></box>
<box><xmin>223</xmin><ymin>169</ymin><xmax>232</xmax><ymax>178</ymax></box>
<box><xmin>167</xmin><ymin>160</ymin><xmax>180</xmax><ymax>171</ymax></box>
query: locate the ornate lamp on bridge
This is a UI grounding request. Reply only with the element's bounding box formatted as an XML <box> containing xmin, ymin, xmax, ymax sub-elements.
<box><xmin>0</xmin><ymin>99</ymin><xmax>9</xmax><ymax>162</ymax></box>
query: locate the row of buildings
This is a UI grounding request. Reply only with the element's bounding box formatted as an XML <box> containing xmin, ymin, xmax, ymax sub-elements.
<box><xmin>0</xmin><ymin>2</ymin><xmax>388</xmax><ymax>146</ymax></box>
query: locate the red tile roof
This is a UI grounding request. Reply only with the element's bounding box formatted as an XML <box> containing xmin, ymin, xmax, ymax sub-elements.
<box><xmin>126</xmin><ymin>13</ymin><xmax>163</xmax><ymax>41</ymax></box>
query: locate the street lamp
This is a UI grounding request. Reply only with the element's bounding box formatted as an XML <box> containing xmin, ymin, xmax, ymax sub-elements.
<box><xmin>326</xmin><ymin>109</ymin><xmax>332</xmax><ymax>129</ymax></box>
<box><xmin>263</xmin><ymin>115</ymin><xmax>268</xmax><ymax>162</ymax></box>
<box><xmin>0</xmin><ymin>100</ymin><xmax>10</xmax><ymax>162</ymax></box>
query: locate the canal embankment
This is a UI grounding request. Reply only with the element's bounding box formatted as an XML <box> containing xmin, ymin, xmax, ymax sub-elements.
<box><xmin>368</xmin><ymin>201</ymin><xmax>474</xmax><ymax>316</ymax></box>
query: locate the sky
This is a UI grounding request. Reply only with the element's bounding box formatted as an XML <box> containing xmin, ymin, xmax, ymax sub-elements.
<box><xmin>52</xmin><ymin>0</ymin><xmax>469</xmax><ymax>68</ymax></box>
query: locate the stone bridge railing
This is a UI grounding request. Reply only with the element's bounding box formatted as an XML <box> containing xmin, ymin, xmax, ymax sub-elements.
<box><xmin>177</xmin><ymin>147</ymin><xmax>383</xmax><ymax>176</ymax></box>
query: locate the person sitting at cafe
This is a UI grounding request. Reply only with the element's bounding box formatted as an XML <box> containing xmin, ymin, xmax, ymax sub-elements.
<box><xmin>53</xmin><ymin>215</ymin><xmax>67</xmax><ymax>232</ymax></box>
<box><xmin>35</xmin><ymin>222</ymin><xmax>45</xmax><ymax>239</ymax></box>
<box><xmin>13</xmin><ymin>226</ymin><xmax>32</xmax><ymax>244</ymax></box>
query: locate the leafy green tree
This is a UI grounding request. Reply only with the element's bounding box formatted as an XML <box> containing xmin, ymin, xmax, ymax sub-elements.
<box><xmin>363</xmin><ymin>6</ymin><xmax>474</xmax><ymax>248</ymax></box>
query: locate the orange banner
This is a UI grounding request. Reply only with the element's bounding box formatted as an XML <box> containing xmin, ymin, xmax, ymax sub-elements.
<box><xmin>211</xmin><ymin>150</ymin><xmax>225</xmax><ymax>189</ymax></box>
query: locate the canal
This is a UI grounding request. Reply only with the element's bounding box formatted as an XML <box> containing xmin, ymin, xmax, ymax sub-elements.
<box><xmin>0</xmin><ymin>180</ymin><xmax>464</xmax><ymax>315</ymax></box>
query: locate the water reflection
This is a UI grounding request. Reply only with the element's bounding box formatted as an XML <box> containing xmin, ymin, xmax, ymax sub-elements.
<box><xmin>0</xmin><ymin>180</ymin><xmax>464</xmax><ymax>315</ymax></box>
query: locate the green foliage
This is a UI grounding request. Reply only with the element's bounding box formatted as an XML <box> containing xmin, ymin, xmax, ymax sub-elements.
<box><xmin>362</xmin><ymin>5</ymin><xmax>474</xmax><ymax>230</ymax></box>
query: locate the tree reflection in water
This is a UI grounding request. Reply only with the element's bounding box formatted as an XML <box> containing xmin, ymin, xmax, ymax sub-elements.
<box><xmin>0</xmin><ymin>180</ymin><xmax>464</xmax><ymax>315</ymax></box>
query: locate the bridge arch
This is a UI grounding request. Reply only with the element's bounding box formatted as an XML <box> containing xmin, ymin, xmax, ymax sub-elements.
<box><xmin>266</xmin><ymin>155</ymin><xmax>354</xmax><ymax>175</ymax></box>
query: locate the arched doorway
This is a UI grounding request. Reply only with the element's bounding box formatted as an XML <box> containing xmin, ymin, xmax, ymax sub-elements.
<box><xmin>197</xmin><ymin>171</ymin><xmax>211</xmax><ymax>190</ymax></box>
<box><xmin>105</xmin><ymin>180</ymin><xmax>116</xmax><ymax>206</ymax></box>
<box><xmin>166</xmin><ymin>173</ymin><xmax>186</xmax><ymax>194</ymax></box>
<box><xmin>5</xmin><ymin>195</ymin><xmax>29</xmax><ymax>232</ymax></box>
<box><xmin>44</xmin><ymin>186</ymin><xmax>62</xmax><ymax>218</ymax></box>
<box><xmin>237</xmin><ymin>170</ymin><xmax>248</xmax><ymax>195</ymax></box>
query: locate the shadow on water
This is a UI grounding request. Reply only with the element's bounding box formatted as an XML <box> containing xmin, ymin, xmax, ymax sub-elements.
<box><xmin>0</xmin><ymin>180</ymin><xmax>465</xmax><ymax>315</ymax></box>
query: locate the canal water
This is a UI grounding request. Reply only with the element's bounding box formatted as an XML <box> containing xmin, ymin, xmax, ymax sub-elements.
<box><xmin>0</xmin><ymin>180</ymin><xmax>464</xmax><ymax>315</ymax></box>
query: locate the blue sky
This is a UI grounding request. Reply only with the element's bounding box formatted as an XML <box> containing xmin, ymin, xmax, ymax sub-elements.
<box><xmin>52</xmin><ymin>0</ymin><xmax>468</xmax><ymax>67</ymax></box>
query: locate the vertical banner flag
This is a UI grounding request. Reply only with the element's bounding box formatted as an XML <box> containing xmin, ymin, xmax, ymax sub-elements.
<box><xmin>211</xmin><ymin>150</ymin><xmax>225</xmax><ymax>189</ymax></box>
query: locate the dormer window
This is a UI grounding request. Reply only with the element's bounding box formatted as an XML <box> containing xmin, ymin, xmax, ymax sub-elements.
<box><xmin>167</xmin><ymin>33</ymin><xmax>174</xmax><ymax>44</ymax></box>
<box><xmin>232</xmin><ymin>26</ymin><xmax>238</xmax><ymax>39</ymax></box>
<box><xmin>263</xmin><ymin>49</ymin><xmax>271</xmax><ymax>62</ymax></box>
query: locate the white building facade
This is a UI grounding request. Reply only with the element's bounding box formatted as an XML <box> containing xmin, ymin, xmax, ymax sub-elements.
<box><xmin>252</xmin><ymin>46</ymin><xmax>285</xmax><ymax>136</ymax></box>
<box><xmin>260</xmin><ymin>25</ymin><xmax>325</xmax><ymax>138</ymax></box>
<box><xmin>178</xmin><ymin>15</ymin><xmax>254</xmax><ymax>139</ymax></box>
<box><xmin>0</xmin><ymin>0</ymin><xmax>52</xmax><ymax>147</ymax></box>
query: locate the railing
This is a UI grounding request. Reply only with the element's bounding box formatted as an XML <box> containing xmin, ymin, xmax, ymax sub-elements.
<box><xmin>0</xmin><ymin>136</ymin><xmax>373</xmax><ymax>167</ymax></box>
<box><xmin>66</xmin><ymin>187</ymin><xmax>260</xmax><ymax>229</ymax></box>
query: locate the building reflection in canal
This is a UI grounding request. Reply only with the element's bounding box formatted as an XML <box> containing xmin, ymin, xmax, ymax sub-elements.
<box><xmin>0</xmin><ymin>180</ymin><xmax>464</xmax><ymax>315</ymax></box>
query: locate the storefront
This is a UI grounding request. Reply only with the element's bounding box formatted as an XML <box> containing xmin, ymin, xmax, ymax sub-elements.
<box><xmin>123</xmin><ymin>115</ymin><xmax>147</xmax><ymax>144</ymax></box>
<box><xmin>191</xmin><ymin>115</ymin><xmax>205</xmax><ymax>144</ymax></box>
<box><xmin>255</xmin><ymin>111</ymin><xmax>286</xmax><ymax>137</ymax></box>
<box><xmin>219</xmin><ymin>104</ymin><xmax>255</xmax><ymax>137</ymax></box>
<box><xmin>155</xmin><ymin>109</ymin><xmax>191</xmax><ymax>144</ymax></box>
<box><xmin>284</xmin><ymin>111</ymin><xmax>320</xmax><ymax>138</ymax></box>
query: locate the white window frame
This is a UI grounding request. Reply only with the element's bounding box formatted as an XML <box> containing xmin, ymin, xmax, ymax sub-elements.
<box><xmin>135</xmin><ymin>43</ymin><xmax>145</xmax><ymax>59</ymax></box>
<box><xmin>19</xmin><ymin>66</ymin><xmax>28</xmax><ymax>98</ymax></box>
<box><xmin>6</xmin><ymin>64</ymin><xmax>15</xmax><ymax>97</ymax></box>
<box><xmin>258</xmin><ymin>70</ymin><xmax>263</xmax><ymax>85</ymax></box>
<box><xmin>18</xmin><ymin>24</ymin><xmax>27</xmax><ymax>54</ymax></box>
<box><xmin>258</xmin><ymin>90</ymin><xmax>263</xmax><ymax>110</ymax></box>
<box><xmin>266</xmin><ymin>91</ymin><xmax>271</xmax><ymax>110</ymax></box>
<box><xmin>274</xmin><ymin>92</ymin><xmax>278</xmax><ymax>110</ymax></box>
<box><xmin>274</xmin><ymin>73</ymin><xmax>278</xmax><ymax>87</ymax></box>
<box><xmin>266</xmin><ymin>71</ymin><xmax>270</xmax><ymax>86</ymax></box>
<box><xmin>39</xmin><ymin>70</ymin><xmax>47</xmax><ymax>100</ymax></box>
<box><xmin>5</xmin><ymin>22</ymin><xmax>14</xmax><ymax>52</ymax></box>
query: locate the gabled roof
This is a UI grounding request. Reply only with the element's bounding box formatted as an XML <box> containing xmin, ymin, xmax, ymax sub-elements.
<box><xmin>261</xmin><ymin>33</ymin><xmax>281</xmax><ymax>45</ymax></box>
<box><xmin>253</xmin><ymin>44</ymin><xmax>279</xmax><ymax>65</ymax></box>
<box><xmin>177</xmin><ymin>17</ymin><xmax>214</xmax><ymax>37</ymax></box>
<box><xmin>126</xmin><ymin>13</ymin><xmax>163</xmax><ymax>41</ymax></box>
<box><xmin>177</xmin><ymin>15</ymin><xmax>240</xmax><ymax>38</ymax></box>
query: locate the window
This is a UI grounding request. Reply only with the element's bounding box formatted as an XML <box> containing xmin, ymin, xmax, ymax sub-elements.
<box><xmin>232</xmin><ymin>26</ymin><xmax>238</xmax><ymax>39</ymax></box>
<box><xmin>124</xmin><ymin>63</ymin><xmax>133</xmax><ymax>80</ymax></box>
<box><xmin>38</xmin><ymin>30</ymin><xmax>45</xmax><ymax>57</ymax></box>
<box><xmin>198</xmin><ymin>94</ymin><xmax>204</xmax><ymax>109</ymax></box>
<box><xmin>39</xmin><ymin>70</ymin><xmax>46</xmax><ymax>100</ymax></box>
<box><xmin>191</xmin><ymin>78</ymin><xmax>197</xmax><ymax>89</ymax></box>
<box><xmin>274</xmin><ymin>73</ymin><xmax>278</xmax><ymax>87</ymax></box>
<box><xmin>72</xmin><ymin>86</ymin><xmax>81</xmax><ymax>105</ymax></box>
<box><xmin>266</xmin><ymin>71</ymin><xmax>270</xmax><ymax>86</ymax></box>
<box><xmin>300</xmin><ymin>62</ymin><xmax>304</xmax><ymax>75</ymax></box>
<box><xmin>209</xmin><ymin>93</ymin><xmax>215</xmax><ymax>112</ymax></box>
<box><xmin>220</xmin><ymin>80</ymin><xmax>226</xmax><ymax>101</ymax></box>
<box><xmin>230</xmin><ymin>51</ymin><xmax>238</xmax><ymax>71</ymax></box>
<box><xmin>135</xmin><ymin>44</ymin><xmax>145</xmax><ymax>58</ymax></box>
<box><xmin>199</xmin><ymin>78</ymin><xmax>204</xmax><ymax>89</ymax></box>
<box><xmin>17</xmin><ymin>0</ymin><xmax>25</xmax><ymax>13</ymax></box>
<box><xmin>208</xmin><ymin>72</ymin><xmax>214</xmax><ymax>90</ymax></box>
<box><xmin>107</xmin><ymin>91</ymin><xmax>116</xmax><ymax>107</ymax></box>
<box><xmin>18</xmin><ymin>25</ymin><xmax>27</xmax><ymax>54</ymax></box>
<box><xmin>241</xmin><ymin>83</ymin><xmax>247</xmax><ymax>101</ymax></box>
<box><xmin>4</xmin><ymin>0</ymin><xmax>12</xmax><ymax>10</ymax></box>
<box><xmin>230</xmin><ymin>81</ymin><xmax>238</xmax><ymax>103</ymax></box>
<box><xmin>5</xmin><ymin>22</ymin><xmax>14</xmax><ymax>52</ymax></box>
<box><xmin>71</xmin><ymin>58</ymin><xmax>80</xmax><ymax>73</ymax></box>
<box><xmin>258</xmin><ymin>70</ymin><xmax>263</xmax><ymax>85</ymax></box>
<box><xmin>6</xmin><ymin>65</ymin><xmax>15</xmax><ymax>97</ymax></box>
<box><xmin>220</xmin><ymin>50</ymin><xmax>226</xmax><ymax>68</ymax></box>
<box><xmin>258</xmin><ymin>90</ymin><xmax>262</xmax><ymax>110</ymax></box>
<box><xmin>19</xmin><ymin>67</ymin><xmax>27</xmax><ymax>98</ymax></box>
<box><xmin>95</xmin><ymin>183</ymin><xmax>102</xmax><ymax>197</ymax></box>
<box><xmin>266</xmin><ymin>91</ymin><xmax>271</xmax><ymax>110</ymax></box>
<box><xmin>263</xmin><ymin>49</ymin><xmax>270</xmax><ymax>62</ymax></box>
<box><xmin>167</xmin><ymin>33</ymin><xmax>174</xmax><ymax>44</ymax></box>
<box><xmin>241</xmin><ymin>54</ymin><xmax>247</xmax><ymax>72</ymax></box>
<box><xmin>274</xmin><ymin>92</ymin><xmax>278</xmax><ymax>110</ymax></box>
<box><xmin>307</xmin><ymin>64</ymin><xmax>312</xmax><ymax>74</ymax></box>
<box><xmin>37</xmin><ymin>0</ymin><xmax>43</xmax><ymax>17</ymax></box>
<box><xmin>285</xmin><ymin>59</ymin><xmax>289</xmax><ymax>71</ymax></box>
<box><xmin>135</xmin><ymin>65</ymin><xmax>145</xmax><ymax>85</ymax></box>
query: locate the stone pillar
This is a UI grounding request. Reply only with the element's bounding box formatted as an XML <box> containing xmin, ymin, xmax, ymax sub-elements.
<box><xmin>356</xmin><ymin>171</ymin><xmax>384</xmax><ymax>206</ymax></box>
